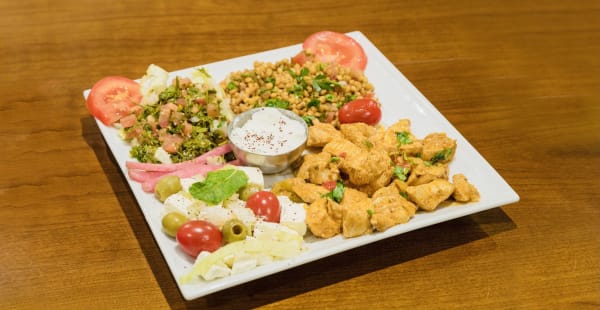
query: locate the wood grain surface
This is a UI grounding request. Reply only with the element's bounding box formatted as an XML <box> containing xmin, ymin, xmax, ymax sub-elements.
<box><xmin>1</xmin><ymin>1</ymin><xmax>598</xmax><ymax>309</ymax></box>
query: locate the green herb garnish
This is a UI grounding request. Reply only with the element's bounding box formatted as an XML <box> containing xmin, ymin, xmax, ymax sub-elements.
<box><xmin>189</xmin><ymin>169</ymin><xmax>249</xmax><ymax>204</ymax></box>
<box><xmin>325</xmin><ymin>181</ymin><xmax>345</xmax><ymax>203</ymax></box>
<box><xmin>302</xmin><ymin>115</ymin><xmax>315</xmax><ymax>126</ymax></box>
<box><xmin>312</xmin><ymin>75</ymin><xmax>341</xmax><ymax>92</ymax></box>
<box><xmin>264</xmin><ymin>98</ymin><xmax>290</xmax><ymax>109</ymax></box>
<box><xmin>428</xmin><ymin>148</ymin><xmax>453</xmax><ymax>165</ymax></box>
<box><xmin>393</xmin><ymin>166</ymin><xmax>410</xmax><ymax>181</ymax></box>
<box><xmin>396</xmin><ymin>131</ymin><xmax>413</xmax><ymax>145</ymax></box>
<box><xmin>307</xmin><ymin>99</ymin><xmax>320</xmax><ymax>109</ymax></box>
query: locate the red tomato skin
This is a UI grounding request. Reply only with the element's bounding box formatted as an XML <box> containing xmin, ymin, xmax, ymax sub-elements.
<box><xmin>291</xmin><ymin>51</ymin><xmax>309</xmax><ymax>66</ymax></box>
<box><xmin>302</xmin><ymin>31</ymin><xmax>367</xmax><ymax>72</ymax></box>
<box><xmin>86</xmin><ymin>76</ymin><xmax>142</xmax><ymax>126</ymax></box>
<box><xmin>338</xmin><ymin>98</ymin><xmax>382</xmax><ymax>125</ymax></box>
<box><xmin>176</xmin><ymin>220</ymin><xmax>222</xmax><ymax>257</ymax></box>
<box><xmin>246</xmin><ymin>191</ymin><xmax>281</xmax><ymax>223</ymax></box>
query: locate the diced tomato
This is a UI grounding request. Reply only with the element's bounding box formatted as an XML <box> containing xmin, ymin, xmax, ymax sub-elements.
<box><xmin>301</xmin><ymin>31</ymin><xmax>368</xmax><ymax>72</ymax></box>
<box><xmin>158</xmin><ymin>107</ymin><xmax>172</xmax><ymax>128</ymax></box>
<box><xmin>161</xmin><ymin>134</ymin><xmax>184</xmax><ymax>153</ymax></box>
<box><xmin>183</xmin><ymin>123</ymin><xmax>193</xmax><ymax>137</ymax></box>
<box><xmin>322</xmin><ymin>180</ymin><xmax>338</xmax><ymax>191</ymax></box>
<box><xmin>86</xmin><ymin>76</ymin><xmax>142</xmax><ymax>126</ymax></box>
<box><xmin>119</xmin><ymin>114</ymin><xmax>138</xmax><ymax>128</ymax></box>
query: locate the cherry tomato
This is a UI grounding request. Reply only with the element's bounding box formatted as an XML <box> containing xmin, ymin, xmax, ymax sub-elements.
<box><xmin>245</xmin><ymin>191</ymin><xmax>281</xmax><ymax>223</ymax></box>
<box><xmin>176</xmin><ymin>220</ymin><xmax>222</xmax><ymax>257</ymax></box>
<box><xmin>86</xmin><ymin>76</ymin><xmax>142</xmax><ymax>126</ymax></box>
<box><xmin>300</xmin><ymin>31</ymin><xmax>368</xmax><ymax>72</ymax></box>
<box><xmin>338</xmin><ymin>98</ymin><xmax>382</xmax><ymax>125</ymax></box>
<box><xmin>322</xmin><ymin>180</ymin><xmax>338</xmax><ymax>191</ymax></box>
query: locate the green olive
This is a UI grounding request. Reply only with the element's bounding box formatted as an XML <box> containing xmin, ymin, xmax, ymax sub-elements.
<box><xmin>161</xmin><ymin>212</ymin><xmax>188</xmax><ymax>237</ymax></box>
<box><xmin>238</xmin><ymin>183</ymin><xmax>262</xmax><ymax>201</ymax></box>
<box><xmin>155</xmin><ymin>175</ymin><xmax>182</xmax><ymax>202</ymax></box>
<box><xmin>221</xmin><ymin>219</ymin><xmax>249</xmax><ymax>244</ymax></box>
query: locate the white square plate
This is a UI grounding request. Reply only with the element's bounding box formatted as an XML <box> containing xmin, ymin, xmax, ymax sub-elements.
<box><xmin>84</xmin><ymin>31</ymin><xmax>519</xmax><ymax>300</ymax></box>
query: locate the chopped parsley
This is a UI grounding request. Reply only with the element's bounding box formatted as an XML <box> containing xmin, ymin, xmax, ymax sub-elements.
<box><xmin>324</xmin><ymin>181</ymin><xmax>345</xmax><ymax>203</ymax></box>
<box><xmin>428</xmin><ymin>147</ymin><xmax>453</xmax><ymax>165</ymax></box>
<box><xmin>393</xmin><ymin>166</ymin><xmax>410</xmax><ymax>181</ymax></box>
<box><xmin>396</xmin><ymin>131</ymin><xmax>413</xmax><ymax>145</ymax></box>
<box><xmin>264</xmin><ymin>98</ymin><xmax>290</xmax><ymax>109</ymax></box>
<box><xmin>312</xmin><ymin>74</ymin><xmax>341</xmax><ymax>92</ymax></box>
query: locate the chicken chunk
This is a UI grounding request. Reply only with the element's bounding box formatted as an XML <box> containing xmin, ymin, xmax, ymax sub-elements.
<box><xmin>355</xmin><ymin>163</ymin><xmax>394</xmax><ymax>196</ymax></box>
<box><xmin>421</xmin><ymin>133</ymin><xmax>456</xmax><ymax>164</ymax></box>
<box><xmin>406</xmin><ymin>161</ymin><xmax>449</xmax><ymax>186</ymax></box>
<box><xmin>305</xmin><ymin>197</ymin><xmax>342</xmax><ymax>238</ymax></box>
<box><xmin>452</xmin><ymin>174</ymin><xmax>480</xmax><ymax>202</ymax></box>
<box><xmin>272</xmin><ymin>178</ymin><xmax>329</xmax><ymax>204</ymax></box>
<box><xmin>406</xmin><ymin>179</ymin><xmax>455</xmax><ymax>211</ymax></box>
<box><xmin>340</xmin><ymin>188</ymin><xmax>373</xmax><ymax>238</ymax></box>
<box><xmin>323</xmin><ymin>139</ymin><xmax>390</xmax><ymax>185</ymax></box>
<box><xmin>307</xmin><ymin>122</ymin><xmax>343</xmax><ymax>147</ymax></box>
<box><xmin>296</xmin><ymin>152</ymin><xmax>340</xmax><ymax>185</ymax></box>
<box><xmin>292</xmin><ymin>180</ymin><xmax>330</xmax><ymax>204</ymax></box>
<box><xmin>340</xmin><ymin>122</ymin><xmax>376</xmax><ymax>148</ymax></box>
<box><xmin>369</xmin><ymin>184</ymin><xmax>417</xmax><ymax>232</ymax></box>
<box><xmin>371</xmin><ymin>119</ymin><xmax>422</xmax><ymax>156</ymax></box>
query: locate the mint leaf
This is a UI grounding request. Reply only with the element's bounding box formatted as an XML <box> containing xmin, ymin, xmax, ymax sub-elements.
<box><xmin>189</xmin><ymin>169</ymin><xmax>249</xmax><ymax>204</ymax></box>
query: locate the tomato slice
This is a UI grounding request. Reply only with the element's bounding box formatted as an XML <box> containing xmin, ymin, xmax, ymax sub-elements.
<box><xmin>86</xmin><ymin>76</ymin><xmax>142</xmax><ymax>126</ymax></box>
<box><xmin>301</xmin><ymin>31</ymin><xmax>368</xmax><ymax>72</ymax></box>
<box><xmin>338</xmin><ymin>98</ymin><xmax>382</xmax><ymax>125</ymax></box>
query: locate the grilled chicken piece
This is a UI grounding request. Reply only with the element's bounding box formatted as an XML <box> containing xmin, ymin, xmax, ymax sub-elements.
<box><xmin>292</xmin><ymin>179</ymin><xmax>329</xmax><ymax>204</ymax></box>
<box><xmin>406</xmin><ymin>161</ymin><xmax>449</xmax><ymax>186</ymax></box>
<box><xmin>340</xmin><ymin>122</ymin><xmax>376</xmax><ymax>148</ymax></box>
<box><xmin>371</xmin><ymin>119</ymin><xmax>422</xmax><ymax>156</ymax></box>
<box><xmin>296</xmin><ymin>152</ymin><xmax>340</xmax><ymax>185</ymax></box>
<box><xmin>421</xmin><ymin>133</ymin><xmax>456</xmax><ymax>163</ymax></box>
<box><xmin>323</xmin><ymin>139</ymin><xmax>390</xmax><ymax>186</ymax></box>
<box><xmin>272</xmin><ymin>178</ymin><xmax>328</xmax><ymax>204</ymax></box>
<box><xmin>340</xmin><ymin>188</ymin><xmax>373</xmax><ymax>238</ymax></box>
<box><xmin>452</xmin><ymin>174</ymin><xmax>480</xmax><ymax>202</ymax></box>
<box><xmin>369</xmin><ymin>184</ymin><xmax>417</xmax><ymax>232</ymax></box>
<box><xmin>356</xmin><ymin>162</ymin><xmax>394</xmax><ymax>196</ymax></box>
<box><xmin>307</xmin><ymin>122</ymin><xmax>343</xmax><ymax>147</ymax></box>
<box><xmin>306</xmin><ymin>197</ymin><xmax>342</xmax><ymax>238</ymax></box>
<box><xmin>406</xmin><ymin>179</ymin><xmax>455</xmax><ymax>211</ymax></box>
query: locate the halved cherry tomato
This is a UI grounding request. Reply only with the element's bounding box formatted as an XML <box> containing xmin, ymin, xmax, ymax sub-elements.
<box><xmin>338</xmin><ymin>98</ymin><xmax>382</xmax><ymax>125</ymax></box>
<box><xmin>86</xmin><ymin>76</ymin><xmax>142</xmax><ymax>126</ymax></box>
<box><xmin>176</xmin><ymin>220</ymin><xmax>222</xmax><ymax>257</ymax></box>
<box><xmin>296</xmin><ymin>31</ymin><xmax>368</xmax><ymax>72</ymax></box>
<box><xmin>245</xmin><ymin>191</ymin><xmax>281</xmax><ymax>223</ymax></box>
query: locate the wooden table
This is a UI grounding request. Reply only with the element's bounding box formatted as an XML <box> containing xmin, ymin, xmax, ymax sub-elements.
<box><xmin>1</xmin><ymin>1</ymin><xmax>598</xmax><ymax>309</ymax></box>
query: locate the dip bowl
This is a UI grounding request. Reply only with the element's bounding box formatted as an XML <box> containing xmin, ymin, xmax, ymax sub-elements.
<box><xmin>227</xmin><ymin>107</ymin><xmax>308</xmax><ymax>174</ymax></box>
